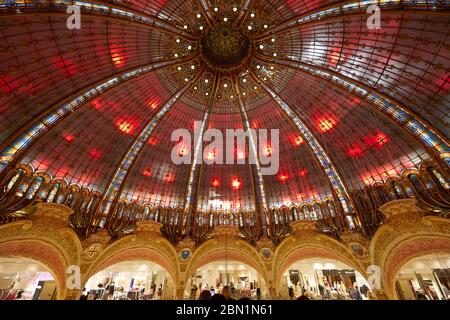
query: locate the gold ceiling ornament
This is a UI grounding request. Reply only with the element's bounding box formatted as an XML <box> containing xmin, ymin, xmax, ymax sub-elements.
<box><xmin>200</xmin><ymin>23</ymin><xmax>252</xmax><ymax>71</ymax></box>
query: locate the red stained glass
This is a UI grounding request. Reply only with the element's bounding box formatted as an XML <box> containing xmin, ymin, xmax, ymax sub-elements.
<box><xmin>351</xmin><ymin>98</ymin><xmax>361</xmax><ymax>106</ymax></box>
<box><xmin>0</xmin><ymin>76</ymin><xmax>17</xmax><ymax>94</ymax></box>
<box><xmin>63</xmin><ymin>134</ymin><xmax>75</xmax><ymax>143</ymax></box>
<box><xmin>298</xmin><ymin>169</ymin><xmax>308</xmax><ymax>177</ymax></box>
<box><xmin>347</xmin><ymin>145</ymin><xmax>364</xmax><ymax>158</ymax></box>
<box><xmin>55</xmin><ymin>167</ymin><xmax>69</xmax><ymax>178</ymax></box>
<box><xmin>142</xmin><ymin>169</ymin><xmax>152</xmax><ymax>177</ymax></box>
<box><xmin>148</xmin><ymin>137</ymin><xmax>158</xmax><ymax>146</ymax></box>
<box><xmin>90</xmin><ymin>99</ymin><xmax>102</xmax><ymax>110</ymax></box>
<box><xmin>212</xmin><ymin>178</ymin><xmax>220</xmax><ymax>187</ymax></box>
<box><xmin>434</xmin><ymin>73</ymin><xmax>450</xmax><ymax>92</ymax></box>
<box><xmin>53</xmin><ymin>57</ymin><xmax>77</xmax><ymax>77</ymax></box>
<box><xmin>363</xmin><ymin>132</ymin><xmax>389</xmax><ymax>148</ymax></box>
<box><xmin>35</xmin><ymin>161</ymin><xmax>49</xmax><ymax>171</ymax></box>
<box><xmin>89</xmin><ymin>149</ymin><xmax>103</xmax><ymax>160</ymax></box>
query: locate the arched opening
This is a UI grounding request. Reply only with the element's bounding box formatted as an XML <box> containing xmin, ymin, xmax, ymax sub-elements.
<box><xmin>394</xmin><ymin>253</ymin><xmax>450</xmax><ymax>300</ymax></box>
<box><xmin>0</xmin><ymin>257</ymin><xmax>58</xmax><ymax>300</ymax></box>
<box><xmin>83</xmin><ymin>260</ymin><xmax>174</xmax><ymax>300</ymax></box>
<box><xmin>281</xmin><ymin>258</ymin><xmax>370</xmax><ymax>300</ymax></box>
<box><xmin>187</xmin><ymin>260</ymin><xmax>269</xmax><ymax>300</ymax></box>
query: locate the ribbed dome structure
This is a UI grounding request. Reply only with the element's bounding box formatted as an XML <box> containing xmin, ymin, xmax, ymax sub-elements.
<box><xmin>0</xmin><ymin>0</ymin><xmax>449</xmax><ymax>241</ymax></box>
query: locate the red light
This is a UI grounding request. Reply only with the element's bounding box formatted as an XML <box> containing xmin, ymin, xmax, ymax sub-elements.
<box><xmin>295</xmin><ymin>136</ymin><xmax>304</xmax><ymax>146</ymax></box>
<box><xmin>252</xmin><ymin>121</ymin><xmax>259</xmax><ymax>129</ymax></box>
<box><xmin>435</xmin><ymin>73</ymin><xmax>450</xmax><ymax>92</ymax></box>
<box><xmin>298</xmin><ymin>169</ymin><xmax>308</xmax><ymax>177</ymax></box>
<box><xmin>116</xmin><ymin>118</ymin><xmax>135</xmax><ymax>135</ymax></box>
<box><xmin>364</xmin><ymin>132</ymin><xmax>389</xmax><ymax>148</ymax></box>
<box><xmin>278</xmin><ymin>173</ymin><xmax>289</xmax><ymax>183</ymax></box>
<box><xmin>90</xmin><ymin>99</ymin><xmax>102</xmax><ymax>110</ymax></box>
<box><xmin>264</xmin><ymin>145</ymin><xmax>272</xmax><ymax>156</ymax></box>
<box><xmin>142</xmin><ymin>169</ymin><xmax>152</xmax><ymax>177</ymax></box>
<box><xmin>63</xmin><ymin>134</ymin><xmax>75</xmax><ymax>143</ymax></box>
<box><xmin>231</xmin><ymin>178</ymin><xmax>241</xmax><ymax>190</ymax></box>
<box><xmin>53</xmin><ymin>57</ymin><xmax>77</xmax><ymax>76</ymax></box>
<box><xmin>0</xmin><ymin>76</ymin><xmax>18</xmax><ymax>95</ymax></box>
<box><xmin>212</xmin><ymin>178</ymin><xmax>220</xmax><ymax>187</ymax></box>
<box><xmin>351</xmin><ymin>98</ymin><xmax>361</xmax><ymax>106</ymax></box>
<box><xmin>89</xmin><ymin>149</ymin><xmax>102</xmax><ymax>160</ymax></box>
<box><xmin>148</xmin><ymin>137</ymin><xmax>157</xmax><ymax>146</ymax></box>
<box><xmin>347</xmin><ymin>145</ymin><xmax>364</xmax><ymax>158</ymax></box>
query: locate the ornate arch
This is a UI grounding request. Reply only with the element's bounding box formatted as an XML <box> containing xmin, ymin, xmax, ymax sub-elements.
<box><xmin>82</xmin><ymin>222</ymin><xmax>179</xmax><ymax>290</ymax></box>
<box><xmin>0</xmin><ymin>205</ymin><xmax>83</xmax><ymax>300</ymax></box>
<box><xmin>370</xmin><ymin>199</ymin><xmax>450</xmax><ymax>299</ymax></box>
<box><xmin>0</xmin><ymin>239</ymin><xmax>66</xmax><ymax>299</ymax></box>
<box><xmin>184</xmin><ymin>236</ymin><xmax>268</xmax><ymax>289</ymax></box>
<box><xmin>272</xmin><ymin>221</ymin><xmax>367</xmax><ymax>296</ymax></box>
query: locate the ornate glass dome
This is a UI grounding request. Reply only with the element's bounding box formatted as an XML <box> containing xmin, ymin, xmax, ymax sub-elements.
<box><xmin>0</xmin><ymin>0</ymin><xmax>449</xmax><ymax>241</ymax></box>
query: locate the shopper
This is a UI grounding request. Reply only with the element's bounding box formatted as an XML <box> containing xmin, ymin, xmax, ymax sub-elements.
<box><xmin>211</xmin><ymin>293</ymin><xmax>226</xmax><ymax>301</ymax></box>
<box><xmin>199</xmin><ymin>290</ymin><xmax>212</xmax><ymax>301</ymax></box>
<box><xmin>222</xmin><ymin>286</ymin><xmax>233</xmax><ymax>300</ymax></box>
<box><xmin>288</xmin><ymin>286</ymin><xmax>295</xmax><ymax>300</ymax></box>
<box><xmin>350</xmin><ymin>286</ymin><xmax>362</xmax><ymax>300</ymax></box>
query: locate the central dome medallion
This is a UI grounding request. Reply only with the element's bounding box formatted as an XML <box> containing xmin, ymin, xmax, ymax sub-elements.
<box><xmin>200</xmin><ymin>24</ymin><xmax>251</xmax><ymax>71</ymax></box>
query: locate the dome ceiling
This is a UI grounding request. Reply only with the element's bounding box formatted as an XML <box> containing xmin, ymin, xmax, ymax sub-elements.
<box><xmin>0</xmin><ymin>0</ymin><xmax>449</xmax><ymax>216</ymax></box>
